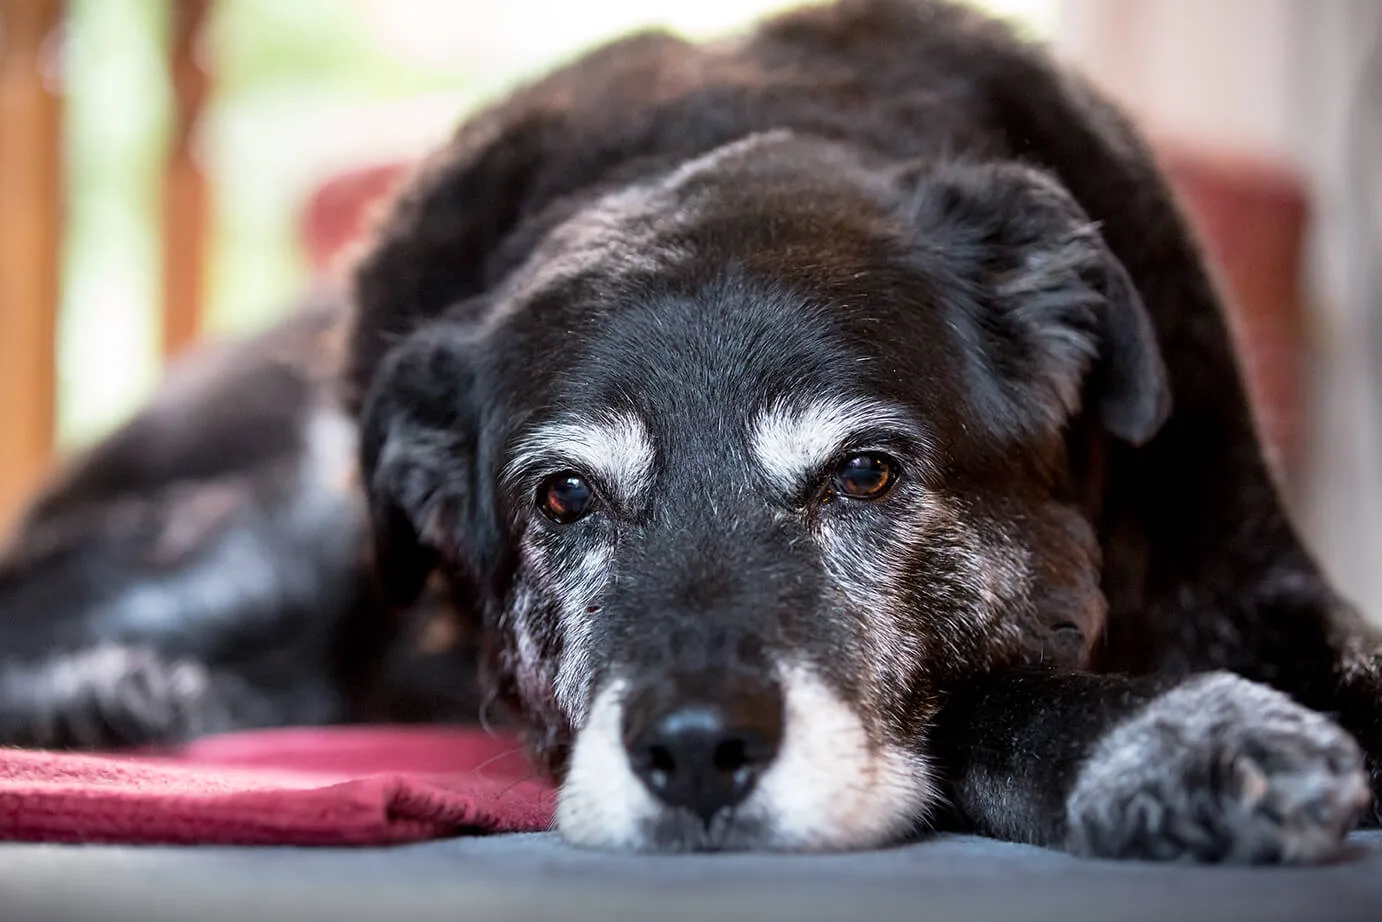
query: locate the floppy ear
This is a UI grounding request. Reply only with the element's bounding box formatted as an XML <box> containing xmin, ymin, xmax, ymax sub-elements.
<box><xmin>907</xmin><ymin>160</ymin><xmax>1171</xmax><ymax>446</ymax></box>
<box><xmin>358</xmin><ymin>333</ymin><xmax>479</xmax><ymax>608</ymax></box>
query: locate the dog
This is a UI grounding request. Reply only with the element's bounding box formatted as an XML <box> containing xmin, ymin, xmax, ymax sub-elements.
<box><xmin>3</xmin><ymin>0</ymin><xmax>1381</xmax><ymax>863</ymax></box>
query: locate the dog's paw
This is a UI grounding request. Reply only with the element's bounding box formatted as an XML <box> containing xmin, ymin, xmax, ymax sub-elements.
<box><xmin>1064</xmin><ymin>672</ymin><xmax>1371</xmax><ymax>864</ymax></box>
<box><xmin>0</xmin><ymin>645</ymin><xmax>232</xmax><ymax>748</ymax></box>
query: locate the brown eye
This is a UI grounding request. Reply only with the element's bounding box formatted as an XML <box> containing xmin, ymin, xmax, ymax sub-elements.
<box><xmin>539</xmin><ymin>472</ymin><xmax>594</xmax><ymax>523</ymax></box>
<box><xmin>831</xmin><ymin>453</ymin><xmax>895</xmax><ymax>499</ymax></box>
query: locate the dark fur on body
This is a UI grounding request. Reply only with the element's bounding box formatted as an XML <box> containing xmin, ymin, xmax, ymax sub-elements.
<box><xmin>2</xmin><ymin>0</ymin><xmax>1381</xmax><ymax>860</ymax></box>
<box><xmin>0</xmin><ymin>292</ymin><xmax>484</xmax><ymax>744</ymax></box>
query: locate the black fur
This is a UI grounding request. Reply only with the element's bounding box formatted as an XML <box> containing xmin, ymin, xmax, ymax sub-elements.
<box><xmin>2</xmin><ymin>0</ymin><xmax>1381</xmax><ymax>862</ymax></box>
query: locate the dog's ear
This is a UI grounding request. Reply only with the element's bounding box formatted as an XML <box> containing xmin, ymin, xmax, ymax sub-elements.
<box><xmin>358</xmin><ymin>333</ymin><xmax>479</xmax><ymax>608</ymax></box>
<box><xmin>907</xmin><ymin>161</ymin><xmax>1171</xmax><ymax>445</ymax></box>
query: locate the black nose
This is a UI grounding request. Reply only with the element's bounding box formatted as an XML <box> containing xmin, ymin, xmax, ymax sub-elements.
<box><xmin>622</xmin><ymin>673</ymin><xmax>784</xmax><ymax>824</ymax></box>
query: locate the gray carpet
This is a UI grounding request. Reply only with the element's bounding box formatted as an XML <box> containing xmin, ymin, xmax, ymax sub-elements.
<box><xmin>1</xmin><ymin>830</ymin><xmax>1378</xmax><ymax>922</ymax></box>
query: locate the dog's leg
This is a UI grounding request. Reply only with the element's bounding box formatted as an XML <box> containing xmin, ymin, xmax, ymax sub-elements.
<box><xmin>1096</xmin><ymin>559</ymin><xmax>1382</xmax><ymax>828</ymax></box>
<box><xmin>957</xmin><ymin>10</ymin><xmax>1382</xmax><ymax>832</ymax></box>
<box><xmin>931</xmin><ymin>668</ymin><xmax>1371</xmax><ymax>863</ymax></box>
<box><xmin>0</xmin><ymin>645</ymin><xmax>263</xmax><ymax>749</ymax></box>
<box><xmin>1327</xmin><ymin>632</ymin><xmax>1382</xmax><ymax>824</ymax></box>
<box><xmin>0</xmin><ymin>469</ymin><xmax>372</xmax><ymax>749</ymax></box>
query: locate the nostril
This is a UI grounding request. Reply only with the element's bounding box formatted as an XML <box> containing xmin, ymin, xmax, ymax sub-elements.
<box><xmin>644</xmin><ymin>743</ymin><xmax>676</xmax><ymax>790</ymax></box>
<box><xmin>713</xmin><ymin>738</ymin><xmax>749</xmax><ymax>775</ymax></box>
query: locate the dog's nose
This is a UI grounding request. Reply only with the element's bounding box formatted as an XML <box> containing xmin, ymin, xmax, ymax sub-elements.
<box><xmin>622</xmin><ymin>674</ymin><xmax>783</xmax><ymax>824</ymax></box>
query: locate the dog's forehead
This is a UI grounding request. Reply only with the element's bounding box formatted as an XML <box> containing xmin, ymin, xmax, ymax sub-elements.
<box><xmin>496</xmin><ymin>275</ymin><xmax>945</xmax><ymax>504</ymax></box>
<box><xmin>559</xmin><ymin>284</ymin><xmax>878</xmax><ymax>437</ymax></box>
<box><xmin>485</xmin><ymin>136</ymin><xmax>978</xmax><ymax>477</ymax></box>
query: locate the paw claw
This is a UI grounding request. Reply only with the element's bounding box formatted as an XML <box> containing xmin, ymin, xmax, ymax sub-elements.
<box><xmin>1235</xmin><ymin>758</ymin><xmax>1271</xmax><ymax>809</ymax></box>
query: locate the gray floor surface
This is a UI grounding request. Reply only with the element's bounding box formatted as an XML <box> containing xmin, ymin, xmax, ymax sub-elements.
<box><xmin>1</xmin><ymin>829</ymin><xmax>1378</xmax><ymax>922</ymax></box>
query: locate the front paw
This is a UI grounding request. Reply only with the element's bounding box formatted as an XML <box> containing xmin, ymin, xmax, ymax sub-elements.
<box><xmin>0</xmin><ymin>646</ymin><xmax>229</xmax><ymax>748</ymax></box>
<box><xmin>1065</xmin><ymin>672</ymin><xmax>1371</xmax><ymax>863</ymax></box>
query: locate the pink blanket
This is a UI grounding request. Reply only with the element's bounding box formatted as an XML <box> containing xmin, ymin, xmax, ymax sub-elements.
<box><xmin>0</xmin><ymin>726</ymin><xmax>554</xmax><ymax>845</ymax></box>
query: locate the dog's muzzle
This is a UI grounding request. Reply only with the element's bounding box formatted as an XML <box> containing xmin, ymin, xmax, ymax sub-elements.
<box><xmin>621</xmin><ymin>671</ymin><xmax>784</xmax><ymax>825</ymax></box>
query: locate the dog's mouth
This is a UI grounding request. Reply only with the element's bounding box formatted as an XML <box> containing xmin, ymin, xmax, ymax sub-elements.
<box><xmin>555</xmin><ymin>663</ymin><xmax>937</xmax><ymax>852</ymax></box>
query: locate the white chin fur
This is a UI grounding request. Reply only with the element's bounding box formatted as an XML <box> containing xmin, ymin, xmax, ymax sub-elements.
<box><xmin>555</xmin><ymin>678</ymin><xmax>661</xmax><ymax>849</ymax></box>
<box><xmin>556</xmin><ymin>665</ymin><xmax>937</xmax><ymax>851</ymax></box>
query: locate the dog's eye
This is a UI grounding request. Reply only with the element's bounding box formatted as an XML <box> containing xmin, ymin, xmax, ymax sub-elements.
<box><xmin>538</xmin><ymin>472</ymin><xmax>594</xmax><ymax>523</ymax></box>
<box><xmin>831</xmin><ymin>453</ymin><xmax>895</xmax><ymax>499</ymax></box>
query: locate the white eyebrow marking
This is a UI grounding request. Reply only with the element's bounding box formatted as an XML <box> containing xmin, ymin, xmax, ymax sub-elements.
<box><xmin>505</xmin><ymin>411</ymin><xmax>656</xmax><ymax>503</ymax></box>
<box><xmin>750</xmin><ymin>395</ymin><xmax>926</xmax><ymax>489</ymax></box>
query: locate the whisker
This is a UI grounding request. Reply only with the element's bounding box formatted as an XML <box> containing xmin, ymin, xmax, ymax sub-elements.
<box><xmin>498</xmin><ymin>769</ymin><xmax>553</xmax><ymax>801</ymax></box>
<box><xmin>471</xmin><ymin>744</ymin><xmax>528</xmax><ymax>783</ymax></box>
<box><xmin>477</xmin><ymin>688</ymin><xmax>502</xmax><ymax>737</ymax></box>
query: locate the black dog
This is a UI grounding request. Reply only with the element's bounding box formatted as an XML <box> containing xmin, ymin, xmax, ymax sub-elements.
<box><xmin>3</xmin><ymin>0</ymin><xmax>1381</xmax><ymax>862</ymax></box>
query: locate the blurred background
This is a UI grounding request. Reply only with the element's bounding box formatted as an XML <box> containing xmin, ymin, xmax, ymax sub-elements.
<box><xmin>1</xmin><ymin>0</ymin><xmax>1379</xmax><ymax>616</ymax></box>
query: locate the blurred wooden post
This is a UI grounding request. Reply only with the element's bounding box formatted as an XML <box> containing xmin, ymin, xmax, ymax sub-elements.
<box><xmin>0</xmin><ymin>0</ymin><xmax>64</xmax><ymax>533</ymax></box>
<box><xmin>162</xmin><ymin>0</ymin><xmax>211</xmax><ymax>358</ymax></box>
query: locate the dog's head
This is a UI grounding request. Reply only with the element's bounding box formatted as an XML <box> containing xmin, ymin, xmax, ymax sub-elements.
<box><xmin>355</xmin><ymin>131</ymin><xmax>1169</xmax><ymax>850</ymax></box>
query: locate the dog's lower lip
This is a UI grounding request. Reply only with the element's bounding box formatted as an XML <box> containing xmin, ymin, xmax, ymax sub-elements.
<box><xmin>680</xmin><ymin>806</ymin><xmax>743</xmax><ymax>845</ymax></box>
